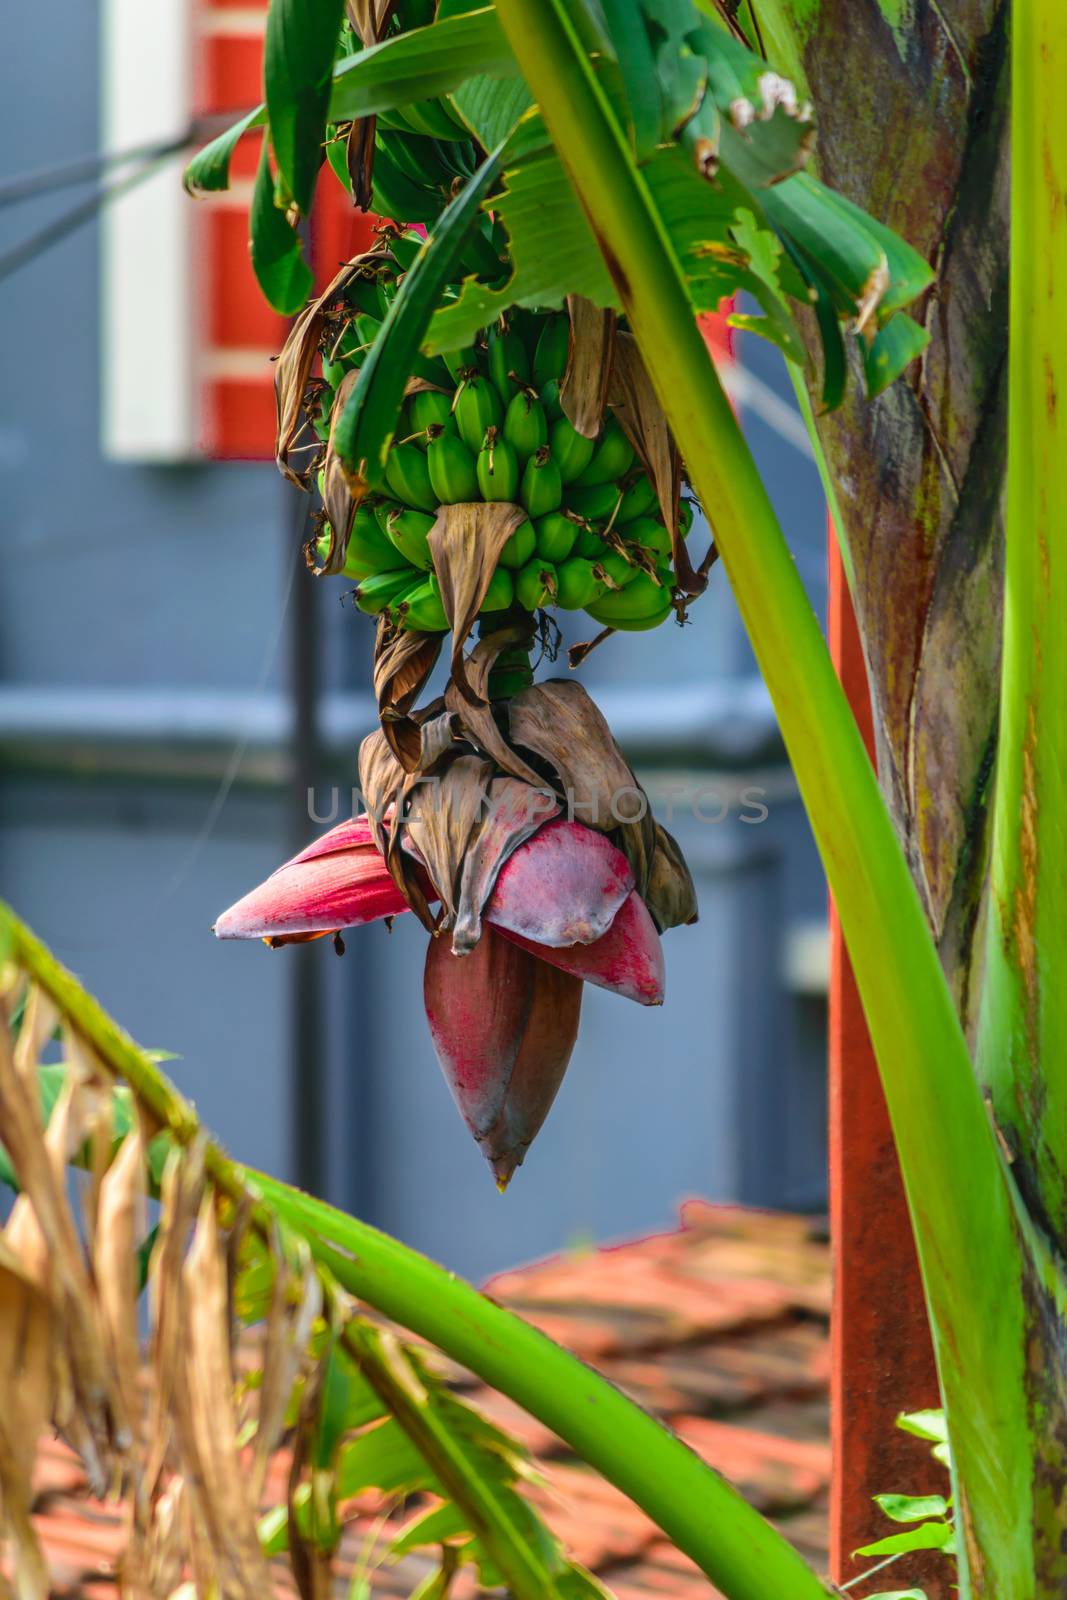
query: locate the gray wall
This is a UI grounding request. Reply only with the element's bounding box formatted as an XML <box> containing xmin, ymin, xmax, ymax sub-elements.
<box><xmin>1</xmin><ymin>6</ymin><xmax>829</xmax><ymax>1280</ymax></box>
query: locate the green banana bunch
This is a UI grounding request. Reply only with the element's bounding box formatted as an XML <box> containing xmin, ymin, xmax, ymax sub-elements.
<box><xmin>308</xmin><ymin>276</ymin><xmax>699</xmax><ymax>643</ymax></box>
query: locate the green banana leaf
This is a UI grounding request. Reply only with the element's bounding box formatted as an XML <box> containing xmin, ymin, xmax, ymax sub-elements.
<box><xmin>264</xmin><ymin>0</ymin><xmax>346</xmax><ymax>215</ymax></box>
<box><xmin>249</xmin><ymin>131</ymin><xmax>313</xmax><ymax>315</ymax></box>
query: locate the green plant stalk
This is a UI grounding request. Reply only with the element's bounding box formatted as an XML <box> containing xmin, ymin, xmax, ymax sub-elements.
<box><xmin>249</xmin><ymin>1174</ymin><xmax>834</xmax><ymax>1600</ymax></box>
<box><xmin>488</xmin><ymin>0</ymin><xmax>1033</xmax><ymax>1590</ymax></box>
<box><xmin>978</xmin><ymin>3</ymin><xmax>1067</xmax><ymax>1241</ymax></box>
<box><xmin>0</xmin><ymin>903</ymin><xmax>835</xmax><ymax>1600</ymax></box>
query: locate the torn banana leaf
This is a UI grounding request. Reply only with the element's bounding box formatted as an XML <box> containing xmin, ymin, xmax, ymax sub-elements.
<box><xmin>184</xmin><ymin>106</ymin><xmax>266</xmax><ymax>196</ymax></box>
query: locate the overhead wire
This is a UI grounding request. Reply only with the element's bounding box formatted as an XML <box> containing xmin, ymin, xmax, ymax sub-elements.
<box><xmin>0</xmin><ymin>114</ymin><xmax>243</xmax><ymax>285</ymax></box>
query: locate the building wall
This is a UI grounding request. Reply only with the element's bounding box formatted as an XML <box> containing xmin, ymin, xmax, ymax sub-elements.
<box><xmin>0</xmin><ymin>1</ymin><xmax>829</xmax><ymax>1279</ymax></box>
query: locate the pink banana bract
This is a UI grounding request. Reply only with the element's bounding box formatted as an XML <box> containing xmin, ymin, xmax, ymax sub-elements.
<box><xmin>215</xmin><ymin>814</ymin><xmax>665</xmax><ymax>1185</ymax></box>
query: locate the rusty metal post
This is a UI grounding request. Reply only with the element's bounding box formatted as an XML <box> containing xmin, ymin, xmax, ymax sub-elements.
<box><xmin>827</xmin><ymin>533</ymin><xmax>947</xmax><ymax>1597</ymax></box>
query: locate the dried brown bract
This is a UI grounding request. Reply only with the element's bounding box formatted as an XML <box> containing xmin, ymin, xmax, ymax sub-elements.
<box><xmin>561</xmin><ymin>295</ymin><xmax>616</xmax><ymax>439</ymax></box>
<box><xmin>427</xmin><ymin>502</ymin><xmax>529</xmax><ymax>705</ymax></box>
<box><xmin>275</xmin><ymin>249</ymin><xmax>391</xmax><ymax>487</ymax></box>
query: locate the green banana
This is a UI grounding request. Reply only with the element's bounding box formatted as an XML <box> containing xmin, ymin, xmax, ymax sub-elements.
<box><xmin>487</xmin><ymin>323</ymin><xmax>531</xmax><ymax>402</ymax></box>
<box><xmin>353</xmin><ymin>300</ymin><xmax>451</xmax><ymax>387</ymax></box>
<box><xmin>479</xmin><ymin>566</ymin><xmax>515</xmax><ymax>614</ymax></box>
<box><xmin>617</xmin><ymin>474</ymin><xmax>658</xmax><ymax>523</ymax></box>
<box><xmin>385</xmin><ymin>506</ymin><xmax>437</xmax><ymax>571</ymax></box>
<box><xmin>509</xmin><ymin>307</ymin><xmax>543</xmax><ymax>359</ymax></box>
<box><xmin>503</xmin><ymin>390</ymin><xmax>548</xmax><ymax>461</ymax></box>
<box><xmin>370</xmin><ymin>142</ymin><xmax>442</xmax><ymax>223</ymax></box>
<box><xmin>344</xmin><ymin>506</ymin><xmax>411</xmax><ymax>577</ymax></box>
<box><xmin>321</xmin><ymin>354</ymin><xmax>346</xmax><ymax>388</ymax></box>
<box><xmin>550</xmin><ymin>415</ymin><xmax>596</xmax><ymax>484</ymax></box>
<box><xmin>595</xmin><ymin>551</ymin><xmax>639</xmax><ymax>591</ymax></box>
<box><xmin>380</xmin><ymin>129</ymin><xmax>452</xmax><ymax>191</ymax></box>
<box><xmin>312</xmin><ymin>389</ymin><xmax>334</xmax><ymax>443</ymax></box>
<box><xmin>443</xmin><ymin>345</ymin><xmax>484</xmax><ymax>382</ymax></box>
<box><xmin>574</xmin><ymin>523</ymin><xmax>606</xmax><ymax>559</ymax></box>
<box><xmin>398</xmin><ymin>575</ymin><xmax>449</xmax><ymax>632</ymax></box>
<box><xmin>398</xmin><ymin>99</ymin><xmax>470</xmax><ymax>142</ymax></box>
<box><xmin>388</xmin><ymin>230</ymin><xmax>425</xmax><ymax>273</ymax></box>
<box><xmin>453</xmin><ymin>373</ymin><xmax>503</xmax><ymax>454</ymax></box>
<box><xmin>587</xmin><ymin>571</ymin><xmax>672</xmax><ymax>631</ymax></box>
<box><xmin>533</xmin><ymin>313</ymin><xmax>570</xmax><ymax>389</ymax></box>
<box><xmin>392</xmin><ymin>400</ymin><xmax>413</xmax><ymax>447</ymax></box>
<box><xmin>565</xmin><ymin>481</ymin><xmax>622</xmax><ymax>523</ymax></box>
<box><xmin>372</xmin><ymin>499</ymin><xmax>402</xmax><ymax>535</ymax></box>
<box><xmin>555</xmin><ymin>556</ymin><xmax>599</xmax><ymax>610</ymax></box>
<box><xmin>344</xmin><ymin>277</ymin><xmax>385</xmax><ymax>317</ymax></box>
<box><xmin>316</xmin><ymin>526</ymin><xmax>408</xmax><ymax>583</ymax></box>
<box><xmin>516</xmin><ymin>558</ymin><xmax>558</xmax><ymax>611</ymax></box>
<box><xmin>457</xmin><ymin>220</ymin><xmax>505</xmax><ymax>281</ymax></box>
<box><xmin>625</xmin><ymin>517</ymin><xmax>672</xmax><ymax>560</ymax></box>
<box><xmin>539</xmin><ymin>378</ymin><xmax>565</xmax><ymax>421</ymax></box>
<box><xmin>375</xmin><ymin>107</ymin><xmax>426</xmax><ymax>136</ymax></box>
<box><xmin>520</xmin><ymin>447</ymin><xmax>563</xmax><ymax>519</ymax></box>
<box><xmin>409</xmin><ymin>389</ymin><xmax>456</xmax><ymax>440</ymax></box>
<box><xmin>385</xmin><ymin>442</ymin><xmax>438</xmax><ymax>513</ymax></box>
<box><xmin>572</xmin><ymin>420</ymin><xmax>636</xmax><ymax>487</ymax></box>
<box><xmin>679</xmin><ymin>497</ymin><xmax>695</xmax><ymax>537</ymax></box>
<box><xmin>356</xmin><ymin>569</ymin><xmax>423</xmax><ymax>616</ymax></box>
<box><xmin>428</xmin><ymin>431</ymin><xmax>479</xmax><ymax>504</ymax></box>
<box><xmin>325</xmin><ymin>123</ymin><xmax>351</xmax><ymax>195</ymax></box>
<box><xmin>476</xmin><ymin>429</ymin><xmax>520</xmax><ymax>501</ymax></box>
<box><xmin>498</xmin><ymin>518</ymin><xmax>537</xmax><ymax>570</ymax></box>
<box><xmin>534</xmin><ymin>511</ymin><xmax>576</xmax><ymax>563</ymax></box>
<box><xmin>352</xmin><ymin>312</ymin><xmax>383</xmax><ymax>357</ymax></box>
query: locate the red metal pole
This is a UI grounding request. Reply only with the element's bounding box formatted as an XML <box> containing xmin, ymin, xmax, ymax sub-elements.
<box><xmin>827</xmin><ymin>532</ymin><xmax>946</xmax><ymax>1596</ymax></box>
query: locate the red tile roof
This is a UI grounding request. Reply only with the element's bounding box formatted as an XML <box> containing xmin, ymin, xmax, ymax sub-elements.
<box><xmin>30</xmin><ymin>1202</ymin><xmax>830</xmax><ymax>1596</ymax></box>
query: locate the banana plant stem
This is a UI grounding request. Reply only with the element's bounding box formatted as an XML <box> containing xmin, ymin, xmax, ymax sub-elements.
<box><xmin>488</xmin><ymin>1</ymin><xmax>1032</xmax><ymax>1589</ymax></box>
<box><xmin>1</xmin><ymin>903</ymin><xmax>836</xmax><ymax>1600</ymax></box>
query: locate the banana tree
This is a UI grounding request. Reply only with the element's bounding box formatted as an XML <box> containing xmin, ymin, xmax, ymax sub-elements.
<box><xmin>90</xmin><ymin>0</ymin><xmax>1065</xmax><ymax>1595</ymax></box>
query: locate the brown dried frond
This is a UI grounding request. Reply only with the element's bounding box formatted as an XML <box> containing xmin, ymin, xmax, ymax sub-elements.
<box><xmin>275</xmin><ymin>249</ymin><xmax>391</xmax><ymax>485</ymax></box>
<box><xmin>346</xmin><ymin>113</ymin><xmax>378</xmax><ymax>211</ymax></box>
<box><xmin>172</xmin><ymin>1195</ymin><xmax>274</xmax><ymax>1597</ymax></box>
<box><xmin>426</xmin><ymin>503</ymin><xmax>529</xmax><ymax>705</ymax></box>
<box><xmin>609</xmin><ymin>333</ymin><xmax>711</xmax><ymax>599</ymax></box>
<box><xmin>373</xmin><ymin>618</ymin><xmax>445</xmax><ymax>770</ymax></box>
<box><xmin>0</xmin><ymin>1240</ymin><xmax>53</xmax><ymax>1600</ymax></box>
<box><xmin>0</xmin><ymin>1017</ymin><xmax>130</xmax><ymax>1493</ymax></box>
<box><xmin>507</xmin><ymin>678</ymin><xmax>657</xmax><ymax>895</ymax></box>
<box><xmin>444</xmin><ymin>624</ymin><xmax>544</xmax><ymax>787</ymax></box>
<box><xmin>402</xmin><ymin>752</ymin><xmax>495</xmax><ymax>934</ymax></box>
<box><xmin>561</xmin><ymin>296</ymin><xmax>615</xmax><ymax>439</ymax></box>
<box><xmin>645</xmin><ymin>822</ymin><xmax>700</xmax><ymax>932</ymax></box>
<box><xmin>359</xmin><ymin>730</ymin><xmax>438</xmax><ymax>930</ymax></box>
<box><xmin>93</xmin><ymin>1125</ymin><xmax>147</xmax><ymax>1452</ymax></box>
